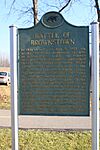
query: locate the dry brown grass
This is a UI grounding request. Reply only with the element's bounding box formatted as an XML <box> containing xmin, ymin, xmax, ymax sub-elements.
<box><xmin>0</xmin><ymin>85</ymin><xmax>11</xmax><ymax>109</ymax></box>
<box><xmin>0</xmin><ymin>67</ymin><xmax>11</xmax><ymax>109</ymax></box>
<box><xmin>0</xmin><ymin>67</ymin><xmax>10</xmax><ymax>72</ymax></box>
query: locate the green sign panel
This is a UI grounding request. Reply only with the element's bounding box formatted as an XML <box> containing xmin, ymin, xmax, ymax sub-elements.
<box><xmin>18</xmin><ymin>11</ymin><xmax>90</xmax><ymax>116</ymax></box>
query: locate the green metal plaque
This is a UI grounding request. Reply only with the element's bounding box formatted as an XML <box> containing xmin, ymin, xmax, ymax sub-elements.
<box><xmin>18</xmin><ymin>11</ymin><xmax>90</xmax><ymax>116</ymax></box>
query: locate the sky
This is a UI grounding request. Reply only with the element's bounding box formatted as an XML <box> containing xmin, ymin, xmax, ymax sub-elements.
<box><xmin>0</xmin><ymin>0</ymin><xmax>99</xmax><ymax>60</ymax></box>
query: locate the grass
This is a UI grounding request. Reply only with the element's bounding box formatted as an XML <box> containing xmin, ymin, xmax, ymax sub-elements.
<box><xmin>0</xmin><ymin>128</ymin><xmax>93</xmax><ymax>150</ymax></box>
<box><xmin>0</xmin><ymin>85</ymin><xmax>10</xmax><ymax>109</ymax></box>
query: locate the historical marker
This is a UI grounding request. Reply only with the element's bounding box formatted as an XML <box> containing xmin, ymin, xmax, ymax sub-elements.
<box><xmin>18</xmin><ymin>11</ymin><xmax>90</xmax><ymax>116</ymax></box>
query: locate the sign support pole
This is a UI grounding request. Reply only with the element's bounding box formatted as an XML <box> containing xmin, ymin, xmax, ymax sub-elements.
<box><xmin>91</xmin><ymin>22</ymin><xmax>99</xmax><ymax>150</ymax></box>
<box><xmin>10</xmin><ymin>25</ymin><xmax>18</xmax><ymax>150</ymax></box>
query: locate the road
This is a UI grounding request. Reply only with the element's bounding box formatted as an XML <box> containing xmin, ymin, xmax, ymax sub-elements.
<box><xmin>0</xmin><ymin>109</ymin><xmax>99</xmax><ymax>130</ymax></box>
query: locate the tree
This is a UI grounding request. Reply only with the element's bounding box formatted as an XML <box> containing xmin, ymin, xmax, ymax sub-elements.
<box><xmin>8</xmin><ymin>0</ymin><xmax>100</xmax><ymax>25</ymax></box>
<box><xmin>32</xmin><ymin>0</ymin><xmax>38</xmax><ymax>25</ymax></box>
<box><xmin>94</xmin><ymin>0</ymin><xmax>100</xmax><ymax>21</ymax></box>
<box><xmin>59</xmin><ymin>0</ymin><xmax>100</xmax><ymax>22</ymax></box>
<box><xmin>0</xmin><ymin>55</ymin><xmax>10</xmax><ymax>67</ymax></box>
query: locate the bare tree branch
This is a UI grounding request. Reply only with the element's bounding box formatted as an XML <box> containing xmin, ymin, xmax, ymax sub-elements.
<box><xmin>8</xmin><ymin>0</ymin><xmax>16</xmax><ymax>15</ymax></box>
<box><xmin>42</xmin><ymin>2</ymin><xmax>59</xmax><ymax>10</ymax></box>
<box><xmin>59</xmin><ymin>0</ymin><xmax>72</xmax><ymax>12</ymax></box>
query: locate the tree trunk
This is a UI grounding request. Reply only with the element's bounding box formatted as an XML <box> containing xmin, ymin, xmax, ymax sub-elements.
<box><xmin>94</xmin><ymin>0</ymin><xmax>100</xmax><ymax>21</ymax></box>
<box><xmin>32</xmin><ymin>0</ymin><xmax>38</xmax><ymax>25</ymax></box>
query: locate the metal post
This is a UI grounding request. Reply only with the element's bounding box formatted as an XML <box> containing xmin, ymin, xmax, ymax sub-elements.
<box><xmin>91</xmin><ymin>22</ymin><xmax>99</xmax><ymax>150</ymax></box>
<box><xmin>9</xmin><ymin>25</ymin><xmax>18</xmax><ymax>150</ymax></box>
